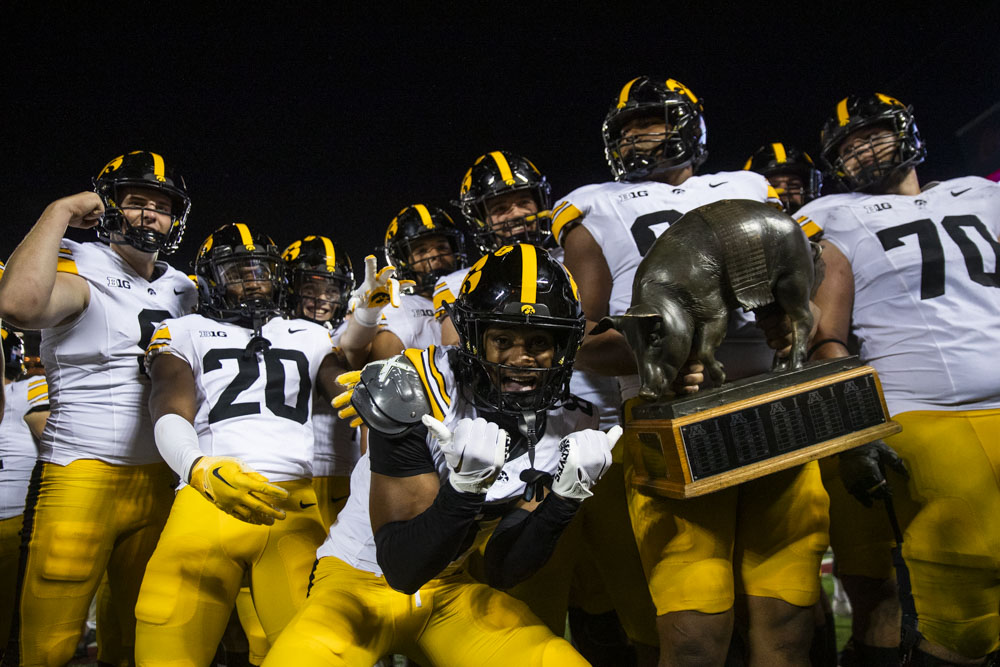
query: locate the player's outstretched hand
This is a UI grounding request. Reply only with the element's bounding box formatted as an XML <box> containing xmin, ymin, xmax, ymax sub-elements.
<box><xmin>348</xmin><ymin>255</ymin><xmax>415</xmax><ymax>327</ymax></box>
<box><xmin>189</xmin><ymin>456</ymin><xmax>289</xmax><ymax>525</ymax></box>
<box><xmin>422</xmin><ymin>415</ymin><xmax>508</xmax><ymax>495</ymax></box>
<box><xmin>838</xmin><ymin>439</ymin><xmax>909</xmax><ymax>507</ymax></box>
<box><xmin>552</xmin><ymin>425</ymin><xmax>621</xmax><ymax>501</ymax></box>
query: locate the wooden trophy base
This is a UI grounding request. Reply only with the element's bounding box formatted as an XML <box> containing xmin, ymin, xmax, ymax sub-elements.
<box><xmin>628</xmin><ymin>356</ymin><xmax>901</xmax><ymax>499</ymax></box>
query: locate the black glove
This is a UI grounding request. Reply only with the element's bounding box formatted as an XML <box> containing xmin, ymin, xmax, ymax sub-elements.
<box><xmin>838</xmin><ymin>439</ymin><xmax>909</xmax><ymax>507</ymax></box>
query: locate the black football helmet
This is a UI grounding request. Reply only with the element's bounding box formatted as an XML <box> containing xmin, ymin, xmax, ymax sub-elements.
<box><xmin>194</xmin><ymin>223</ymin><xmax>285</xmax><ymax>328</ymax></box>
<box><xmin>458</xmin><ymin>151</ymin><xmax>554</xmax><ymax>253</ymax></box>
<box><xmin>382</xmin><ymin>205</ymin><xmax>469</xmax><ymax>293</ymax></box>
<box><xmin>819</xmin><ymin>93</ymin><xmax>926</xmax><ymax>193</ymax></box>
<box><xmin>450</xmin><ymin>243</ymin><xmax>585</xmax><ymax>416</ymax></box>
<box><xmin>93</xmin><ymin>151</ymin><xmax>191</xmax><ymax>254</ymax></box>
<box><xmin>603</xmin><ymin>77</ymin><xmax>708</xmax><ymax>182</ymax></box>
<box><xmin>282</xmin><ymin>235</ymin><xmax>354</xmax><ymax>327</ymax></box>
<box><xmin>744</xmin><ymin>143</ymin><xmax>822</xmax><ymax>213</ymax></box>
<box><xmin>2</xmin><ymin>323</ymin><xmax>25</xmax><ymax>379</ymax></box>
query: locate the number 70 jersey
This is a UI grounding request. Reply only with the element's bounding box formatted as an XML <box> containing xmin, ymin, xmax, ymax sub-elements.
<box><xmin>146</xmin><ymin>314</ymin><xmax>336</xmax><ymax>482</ymax></box>
<box><xmin>796</xmin><ymin>176</ymin><xmax>1000</xmax><ymax>414</ymax></box>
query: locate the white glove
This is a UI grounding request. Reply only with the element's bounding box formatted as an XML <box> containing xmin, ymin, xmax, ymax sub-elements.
<box><xmin>552</xmin><ymin>425</ymin><xmax>622</xmax><ymax>501</ymax></box>
<box><xmin>348</xmin><ymin>255</ymin><xmax>412</xmax><ymax>327</ymax></box>
<box><xmin>422</xmin><ymin>415</ymin><xmax>509</xmax><ymax>495</ymax></box>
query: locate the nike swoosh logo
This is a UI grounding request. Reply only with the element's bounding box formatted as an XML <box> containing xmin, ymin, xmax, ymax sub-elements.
<box><xmin>709</xmin><ymin>182</ymin><xmax>727</xmax><ymax>188</ymax></box>
<box><xmin>299</xmin><ymin>501</ymin><xmax>317</xmax><ymax>509</ymax></box>
<box><xmin>174</xmin><ymin>289</ymin><xmax>185</xmax><ymax>294</ymax></box>
<box><xmin>288</xmin><ymin>327</ymin><xmax>306</xmax><ymax>334</ymax></box>
<box><xmin>212</xmin><ymin>467</ymin><xmax>237</xmax><ymax>489</ymax></box>
<box><xmin>330</xmin><ymin>495</ymin><xmax>349</xmax><ymax>504</ymax></box>
<box><xmin>951</xmin><ymin>188</ymin><xmax>971</xmax><ymax>197</ymax></box>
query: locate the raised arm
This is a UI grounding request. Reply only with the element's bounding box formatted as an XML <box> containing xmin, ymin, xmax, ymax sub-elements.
<box><xmin>0</xmin><ymin>193</ymin><xmax>100</xmax><ymax>329</ymax></box>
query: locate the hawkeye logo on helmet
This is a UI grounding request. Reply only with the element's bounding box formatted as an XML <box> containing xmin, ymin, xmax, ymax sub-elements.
<box><xmin>521</xmin><ymin>304</ymin><xmax>536</xmax><ymax>315</ymax></box>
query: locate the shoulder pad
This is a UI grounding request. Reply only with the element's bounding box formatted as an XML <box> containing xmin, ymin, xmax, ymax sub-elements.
<box><xmin>351</xmin><ymin>354</ymin><xmax>431</xmax><ymax>436</ymax></box>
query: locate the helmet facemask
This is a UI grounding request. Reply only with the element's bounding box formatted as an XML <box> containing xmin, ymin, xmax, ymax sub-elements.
<box><xmin>605</xmin><ymin>102</ymin><xmax>707</xmax><ymax>182</ymax></box>
<box><xmin>198</xmin><ymin>254</ymin><xmax>285</xmax><ymax>328</ymax></box>
<box><xmin>290</xmin><ymin>270</ymin><xmax>352</xmax><ymax>327</ymax></box>
<box><xmin>829</xmin><ymin>125</ymin><xmax>908</xmax><ymax>193</ymax></box>
<box><xmin>451</xmin><ymin>303</ymin><xmax>584</xmax><ymax>416</ymax></box>
<box><xmin>388</xmin><ymin>230</ymin><xmax>467</xmax><ymax>293</ymax></box>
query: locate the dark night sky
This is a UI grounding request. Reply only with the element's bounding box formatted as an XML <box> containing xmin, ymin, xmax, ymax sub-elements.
<box><xmin>2</xmin><ymin>4</ymin><xmax>998</xmax><ymax>276</ymax></box>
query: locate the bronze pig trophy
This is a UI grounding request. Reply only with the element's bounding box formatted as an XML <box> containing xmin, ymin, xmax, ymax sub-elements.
<box><xmin>593</xmin><ymin>198</ymin><xmax>819</xmax><ymax>400</ymax></box>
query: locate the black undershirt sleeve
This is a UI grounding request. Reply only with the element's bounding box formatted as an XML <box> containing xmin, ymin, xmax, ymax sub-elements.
<box><xmin>482</xmin><ymin>493</ymin><xmax>581</xmax><ymax>590</ymax></box>
<box><xmin>368</xmin><ymin>424</ymin><xmax>436</xmax><ymax>477</ymax></box>
<box><xmin>374</xmin><ymin>481</ymin><xmax>484</xmax><ymax>595</ymax></box>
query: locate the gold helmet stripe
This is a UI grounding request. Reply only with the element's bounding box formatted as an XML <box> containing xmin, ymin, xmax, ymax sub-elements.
<box><xmin>150</xmin><ymin>152</ymin><xmax>167</xmax><ymax>182</ymax></box>
<box><xmin>235</xmin><ymin>223</ymin><xmax>256</xmax><ymax>251</ymax></box>
<box><xmin>489</xmin><ymin>151</ymin><xmax>516</xmax><ymax>186</ymax></box>
<box><xmin>414</xmin><ymin>204</ymin><xmax>435</xmax><ymax>230</ymax></box>
<box><xmin>616</xmin><ymin>78</ymin><xmax>642</xmax><ymax>109</ymax></box>
<box><xmin>877</xmin><ymin>93</ymin><xmax>903</xmax><ymax>107</ymax></box>
<box><xmin>742</xmin><ymin>156</ymin><xmax>753</xmax><ymax>170</ymax></box>
<box><xmin>520</xmin><ymin>243</ymin><xmax>538</xmax><ymax>305</ymax></box>
<box><xmin>460</xmin><ymin>167</ymin><xmax>473</xmax><ymax>196</ymax></box>
<box><xmin>320</xmin><ymin>235</ymin><xmax>337</xmax><ymax>272</ymax></box>
<box><xmin>836</xmin><ymin>97</ymin><xmax>850</xmax><ymax>126</ymax></box>
<box><xmin>772</xmin><ymin>143</ymin><xmax>787</xmax><ymax>164</ymax></box>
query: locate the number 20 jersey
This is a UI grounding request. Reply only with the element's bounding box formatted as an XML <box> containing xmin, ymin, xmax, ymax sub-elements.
<box><xmin>796</xmin><ymin>176</ymin><xmax>1000</xmax><ymax>415</ymax></box>
<box><xmin>41</xmin><ymin>240</ymin><xmax>197</xmax><ymax>466</ymax></box>
<box><xmin>146</xmin><ymin>314</ymin><xmax>336</xmax><ymax>481</ymax></box>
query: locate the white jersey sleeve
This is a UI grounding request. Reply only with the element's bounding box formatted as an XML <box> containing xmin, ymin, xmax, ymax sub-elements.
<box><xmin>40</xmin><ymin>240</ymin><xmax>197</xmax><ymax>465</ymax></box>
<box><xmin>146</xmin><ymin>314</ymin><xmax>335</xmax><ymax>481</ymax></box>
<box><xmin>797</xmin><ymin>176</ymin><xmax>1000</xmax><ymax>414</ymax></box>
<box><xmin>0</xmin><ymin>377</ymin><xmax>47</xmax><ymax>519</ymax></box>
<box><xmin>376</xmin><ymin>293</ymin><xmax>442</xmax><ymax>349</ymax></box>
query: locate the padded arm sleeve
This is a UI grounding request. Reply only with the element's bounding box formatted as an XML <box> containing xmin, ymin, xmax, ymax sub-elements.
<box><xmin>482</xmin><ymin>493</ymin><xmax>580</xmax><ymax>590</ymax></box>
<box><xmin>374</xmin><ymin>481</ymin><xmax>484</xmax><ymax>594</ymax></box>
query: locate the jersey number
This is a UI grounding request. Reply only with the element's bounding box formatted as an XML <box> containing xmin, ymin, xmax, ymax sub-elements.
<box><xmin>631</xmin><ymin>210</ymin><xmax>683</xmax><ymax>256</ymax></box>
<box><xmin>876</xmin><ymin>215</ymin><xmax>1000</xmax><ymax>300</ymax></box>
<box><xmin>137</xmin><ymin>309</ymin><xmax>172</xmax><ymax>375</ymax></box>
<box><xmin>204</xmin><ymin>348</ymin><xmax>312</xmax><ymax>424</ymax></box>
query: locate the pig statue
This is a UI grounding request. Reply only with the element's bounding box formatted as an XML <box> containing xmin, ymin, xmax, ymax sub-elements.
<box><xmin>592</xmin><ymin>199</ymin><xmax>820</xmax><ymax>400</ymax></box>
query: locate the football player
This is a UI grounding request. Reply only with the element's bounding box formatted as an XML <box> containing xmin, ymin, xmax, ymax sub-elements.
<box><xmin>282</xmin><ymin>234</ymin><xmax>358</xmax><ymax>528</ymax></box>
<box><xmin>555</xmin><ymin>76</ymin><xmax>829</xmax><ymax>665</ymax></box>
<box><xmin>263</xmin><ymin>244</ymin><xmax>615</xmax><ymax>666</ymax></box>
<box><xmin>0</xmin><ymin>324</ymin><xmax>49</xmax><ymax>655</ymax></box>
<box><xmin>0</xmin><ymin>151</ymin><xmax>197</xmax><ymax>666</ymax></box>
<box><xmin>132</xmin><ymin>223</ymin><xmax>348</xmax><ymax>665</ymax></box>
<box><xmin>439</xmin><ymin>151</ymin><xmax>659</xmax><ymax>665</ymax></box>
<box><xmin>339</xmin><ymin>205</ymin><xmax>467</xmax><ymax>367</ymax></box>
<box><xmin>744</xmin><ymin>142</ymin><xmax>823</xmax><ymax>214</ymax></box>
<box><xmin>800</xmin><ymin>93</ymin><xmax>1000</xmax><ymax>666</ymax></box>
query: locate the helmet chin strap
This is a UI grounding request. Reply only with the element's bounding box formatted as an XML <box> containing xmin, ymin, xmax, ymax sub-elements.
<box><xmin>243</xmin><ymin>305</ymin><xmax>273</xmax><ymax>359</ymax></box>
<box><xmin>517</xmin><ymin>410</ymin><xmax>552</xmax><ymax>503</ymax></box>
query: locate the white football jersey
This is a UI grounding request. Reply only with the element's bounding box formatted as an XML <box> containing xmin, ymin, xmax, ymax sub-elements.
<box><xmin>318</xmin><ymin>345</ymin><xmax>599</xmax><ymax>576</ymax></box>
<box><xmin>146</xmin><ymin>314</ymin><xmax>335</xmax><ymax>481</ymax></box>
<box><xmin>797</xmin><ymin>176</ymin><xmax>1000</xmax><ymax>415</ymax></box>
<box><xmin>552</xmin><ymin>172</ymin><xmax>793</xmax><ymax>399</ymax></box>
<box><xmin>312</xmin><ymin>320</ymin><xmax>359</xmax><ymax>478</ymax></box>
<box><xmin>40</xmin><ymin>240</ymin><xmax>197</xmax><ymax>465</ymax></box>
<box><xmin>377</xmin><ymin>292</ymin><xmax>441</xmax><ymax>349</ymax></box>
<box><xmin>0</xmin><ymin>377</ymin><xmax>48</xmax><ymax>519</ymax></box>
